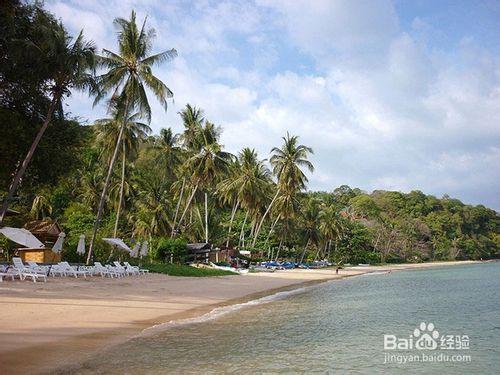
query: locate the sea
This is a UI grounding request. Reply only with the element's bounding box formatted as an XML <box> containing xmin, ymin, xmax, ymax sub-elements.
<box><xmin>62</xmin><ymin>262</ymin><xmax>499</xmax><ymax>374</ymax></box>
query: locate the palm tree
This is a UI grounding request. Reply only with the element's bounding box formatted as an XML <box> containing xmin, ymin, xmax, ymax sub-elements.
<box><xmin>87</xmin><ymin>10</ymin><xmax>176</xmax><ymax>263</ymax></box>
<box><xmin>218</xmin><ymin>148</ymin><xmax>272</xmax><ymax>247</ymax></box>
<box><xmin>94</xmin><ymin>106</ymin><xmax>151</xmax><ymax>237</ymax></box>
<box><xmin>130</xmin><ymin>167</ymin><xmax>172</xmax><ymax>238</ymax></box>
<box><xmin>154</xmin><ymin>128</ymin><xmax>182</xmax><ymax>178</ymax></box>
<box><xmin>298</xmin><ymin>198</ymin><xmax>321</xmax><ymax>263</ymax></box>
<box><xmin>179</xmin><ymin>104</ymin><xmax>205</xmax><ymax>150</ymax></box>
<box><xmin>251</xmin><ymin>133</ymin><xmax>314</xmax><ymax>247</ymax></box>
<box><xmin>0</xmin><ymin>21</ymin><xmax>96</xmax><ymax>224</ymax></box>
<box><xmin>176</xmin><ymin>121</ymin><xmax>233</xmax><ymax>242</ymax></box>
<box><xmin>318</xmin><ymin>205</ymin><xmax>343</xmax><ymax>261</ymax></box>
<box><xmin>169</xmin><ymin>105</ymin><xmax>205</xmax><ymax>236</ymax></box>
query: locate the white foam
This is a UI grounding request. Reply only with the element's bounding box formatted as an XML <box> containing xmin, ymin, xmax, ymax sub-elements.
<box><xmin>139</xmin><ymin>286</ymin><xmax>309</xmax><ymax>337</ymax></box>
<box><xmin>357</xmin><ymin>270</ymin><xmax>391</xmax><ymax>277</ymax></box>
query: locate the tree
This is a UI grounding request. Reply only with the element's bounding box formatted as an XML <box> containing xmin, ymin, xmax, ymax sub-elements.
<box><xmin>252</xmin><ymin>133</ymin><xmax>314</xmax><ymax>247</ymax></box>
<box><xmin>87</xmin><ymin>10</ymin><xmax>177</xmax><ymax>263</ymax></box>
<box><xmin>94</xmin><ymin>105</ymin><xmax>151</xmax><ymax>236</ymax></box>
<box><xmin>171</xmin><ymin>104</ymin><xmax>205</xmax><ymax>235</ymax></box>
<box><xmin>177</xmin><ymin>121</ymin><xmax>233</xmax><ymax>242</ymax></box>
<box><xmin>0</xmin><ymin>10</ymin><xmax>96</xmax><ymax>224</ymax></box>
<box><xmin>30</xmin><ymin>195</ymin><xmax>52</xmax><ymax>220</ymax></box>
<box><xmin>218</xmin><ymin>148</ymin><xmax>272</xmax><ymax>247</ymax></box>
<box><xmin>298</xmin><ymin>198</ymin><xmax>321</xmax><ymax>263</ymax></box>
<box><xmin>318</xmin><ymin>205</ymin><xmax>343</xmax><ymax>261</ymax></box>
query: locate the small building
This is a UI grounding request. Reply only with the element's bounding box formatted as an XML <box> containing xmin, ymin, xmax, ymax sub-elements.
<box><xmin>187</xmin><ymin>243</ymin><xmax>212</xmax><ymax>263</ymax></box>
<box><xmin>19</xmin><ymin>220</ymin><xmax>63</xmax><ymax>263</ymax></box>
<box><xmin>0</xmin><ymin>225</ymin><xmax>62</xmax><ymax>263</ymax></box>
<box><xmin>209</xmin><ymin>247</ymin><xmax>239</xmax><ymax>263</ymax></box>
<box><xmin>23</xmin><ymin>220</ymin><xmax>63</xmax><ymax>247</ymax></box>
<box><xmin>17</xmin><ymin>248</ymin><xmax>61</xmax><ymax>263</ymax></box>
<box><xmin>186</xmin><ymin>244</ymin><xmax>243</xmax><ymax>264</ymax></box>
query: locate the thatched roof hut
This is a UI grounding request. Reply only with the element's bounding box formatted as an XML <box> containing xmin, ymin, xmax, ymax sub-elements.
<box><xmin>23</xmin><ymin>220</ymin><xmax>63</xmax><ymax>245</ymax></box>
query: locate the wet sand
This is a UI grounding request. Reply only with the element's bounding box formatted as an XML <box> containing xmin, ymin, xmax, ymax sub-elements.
<box><xmin>0</xmin><ymin>260</ymin><xmax>481</xmax><ymax>374</ymax></box>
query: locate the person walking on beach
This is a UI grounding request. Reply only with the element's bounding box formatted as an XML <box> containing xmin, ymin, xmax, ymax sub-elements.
<box><xmin>336</xmin><ymin>267</ymin><xmax>339</xmax><ymax>275</ymax></box>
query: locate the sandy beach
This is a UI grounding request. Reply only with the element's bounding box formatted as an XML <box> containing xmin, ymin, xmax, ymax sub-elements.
<box><xmin>0</xmin><ymin>260</ymin><xmax>481</xmax><ymax>374</ymax></box>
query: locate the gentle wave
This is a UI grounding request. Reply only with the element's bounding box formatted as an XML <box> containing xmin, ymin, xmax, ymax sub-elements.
<box><xmin>140</xmin><ymin>286</ymin><xmax>310</xmax><ymax>337</ymax></box>
<box><xmin>357</xmin><ymin>270</ymin><xmax>391</xmax><ymax>276</ymax></box>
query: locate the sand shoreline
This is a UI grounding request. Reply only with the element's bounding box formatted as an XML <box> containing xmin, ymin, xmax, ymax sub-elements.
<box><xmin>0</xmin><ymin>260</ymin><xmax>484</xmax><ymax>374</ymax></box>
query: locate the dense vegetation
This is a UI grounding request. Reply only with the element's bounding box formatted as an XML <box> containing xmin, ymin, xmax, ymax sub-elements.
<box><xmin>1</xmin><ymin>2</ymin><xmax>498</xmax><ymax>265</ymax></box>
<box><xmin>139</xmin><ymin>263</ymin><xmax>236</xmax><ymax>277</ymax></box>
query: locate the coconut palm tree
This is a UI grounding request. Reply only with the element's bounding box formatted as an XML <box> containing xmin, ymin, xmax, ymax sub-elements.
<box><xmin>218</xmin><ymin>148</ymin><xmax>272</xmax><ymax>247</ymax></box>
<box><xmin>169</xmin><ymin>105</ymin><xmax>205</xmax><ymax>236</ymax></box>
<box><xmin>251</xmin><ymin>133</ymin><xmax>314</xmax><ymax>247</ymax></box>
<box><xmin>318</xmin><ymin>205</ymin><xmax>344</xmax><ymax>261</ymax></box>
<box><xmin>154</xmin><ymin>128</ymin><xmax>182</xmax><ymax>178</ymax></box>
<box><xmin>87</xmin><ymin>10</ymin><xmax>176</xmax><ymax>263</ymax></box>
<box><xmin>176</xmin><ymin>121</ymin><xmax>233</xmax><ymax>242</ymax></box>
<box><xmin>179</xmin><ymin>104</ymin><xmax>205</xmax><ymax>151</ymax></box>
<box><xmin>298</xmin><ymin>198</ymin><xmax>321</xmax><ymax>263</ymax></box>
<box><xmin>0</xmin><ymin>21</ymin><xmax>96</xmax><ymax>224</ymax></box>
<box><xmin>130</xmin><ymin>167</ymin><xmax>171</xmax><ymax>238</ymax></box>
<box><xmin>94</xmin><ymin>106</ymin><xmax>151</xmax><ymax>237</ymax></box>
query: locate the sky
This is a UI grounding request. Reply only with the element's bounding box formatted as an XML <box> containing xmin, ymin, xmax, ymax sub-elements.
<box><xmin>45</xmin><ymin>0</ymin><xmax>500</xmax><ymax>210</ymax></box>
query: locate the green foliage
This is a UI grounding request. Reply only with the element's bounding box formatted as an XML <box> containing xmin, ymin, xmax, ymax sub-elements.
<box><xmin>142</xmin><ymin>263</ymin><xmax>235</xmax><ymax>277</ymax></box>
<box><xmin>152</xmin><ymin>238</ymin><xmax>188</xmax><ymax>263</ymax></box>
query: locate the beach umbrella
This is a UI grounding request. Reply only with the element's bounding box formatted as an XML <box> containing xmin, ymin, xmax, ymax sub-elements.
<box><xmin>131</xmin><ymin>242</ymin><xmax>141</xmax><ymax>258</ymax></box>
<box><xmin>102</xmin><ymin>238</ymin><xmax>132</xmax><ymax>253</ymax></box>
<box><xmin>76</xmin><ymin>235</ymin><xmax>86</xmax><ymax>255</ymax></box>
<box><xmin>0</xmin><ymin>227</ymin><xmax>44</xmax><ymax>248</ymax></box>
<box><xmin>140</xmin><ymin>241</ymin><xmax>148</xmax><ymax>258</ymax></box>
<box><xmin>52</xmin><ymin>232</ymin><xmax>66</xmax><ymax>253</ymax></box>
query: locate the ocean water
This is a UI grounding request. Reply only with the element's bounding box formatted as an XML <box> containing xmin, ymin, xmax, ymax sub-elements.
<box><xmin>65</xmin><ymin>262</ymin><xmax>499</xmax><ymax>374</ymax></box>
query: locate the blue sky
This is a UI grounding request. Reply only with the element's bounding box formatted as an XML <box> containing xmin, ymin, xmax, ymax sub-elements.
<box><xmin>46</xmin><ymin>0</ymin><xmax>500</xmax><ymax>210</ymax></box>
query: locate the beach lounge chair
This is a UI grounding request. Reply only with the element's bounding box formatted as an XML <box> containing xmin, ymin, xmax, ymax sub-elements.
<box><xmin>27</xmin><ymin>261</ymin><xmax>49</xmax><ymax>275</ymax></box>
<box><xmin>12</xmin><ymin>257</ymin><xmax>47</xmax><ymax>283</ymax></box>
<box><xmin>113</xmin><ymin>261</ymin><xmax>136</xmax><ymax>276</ymax></box>
<box><xmin>58</xmin><ymin>262</ymin><xmax>91</xmax><ymax>278</ymax></box>
<box><xmin>0</xmin><ymin>265</ymin><xmax>16</xmax><ymax>282</ymax></box>
<box><xmin>0</xmin><ymin>272</ymin><xmax>16</xmax><ymax>281</ymax></box>
<box><xmin>49</xmin><ymin>263</ymin><xmax>66</xmax><ymax>277</ymax></box>
<box><xmin>93</xmin><ymin>262</ymin><xmax>119</xmax><ymax>278</ymax></box>
<box><xmin>124</xmin><ymin>262</ymin><xmax>149</xmax><ymax>275</ymax></box>
<box><xmin>107</xmin><ymin>264</ymin><xmax>126</xmax><ymax>277</ymax></box>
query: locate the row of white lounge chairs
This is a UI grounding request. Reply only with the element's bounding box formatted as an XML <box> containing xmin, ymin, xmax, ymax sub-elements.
<box><xmin>0</xmin><ymin>257</ymin><xmax>149</xmax><ymax>283</ymax></box>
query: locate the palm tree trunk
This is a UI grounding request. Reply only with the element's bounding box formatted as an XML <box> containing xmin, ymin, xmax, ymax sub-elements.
<box><xmin>251</xmin><ymin>189</ymin><xmax>280</xmax><ymax>247</ymax></box>
<box><xmin>0</xmin><ymin>95</ymin><xmax>59</xmax><ymax>224</ymax></box>
<box><xmin>326</xmin><ymin>239</ymin><xmax>332</xmax><ymax>260</ymax></box>
<box><xmin>171</xmin><ymin>177</ymin><xmax>186</xmax><ymax>237</ymax></box>
<box><xmin>176</xmin><ymin>185</ymin><xmax>198</xmax><ymax>231</ymax></box>
<box><xmin>204</xmin><ymin>192</ymin><xmax>209</xmax><ymax>244</ymax></box>
<box><xmin>299</xmin><ymin>238</ymin><xmax>310</xmax><ymax>264</ymax></box>
<box><xmin>238</xmin><ymin>211</ymin><xmax>248</xmax><ymax>248</ymax></box>
<box><xmin>275</xmin><ymin>238</ymin><xmax>283</xmax><ymax>261</ymax></box>
<box><xmin>113</xmin><ymin>140</ymin><xmax>126</xmax><ymax>237</ymax></box>
<box><xmin>87</xmin><ymin>116</ymin><xmax>128</xmax><ymax>264</ymax></box>
<box><xmin>226</xmin><ymin>200</ymin><xmax>239</xmax><ymax>247</ymax></box>
<box><xmin>261</xmin><ymin>214</ymin><xmax>280</xmax><ymax>257</ymax></box>
<box><xmin>314</xmin><ymin>241</ymin><xmax>327</xmax><ymax>261</ymax></box>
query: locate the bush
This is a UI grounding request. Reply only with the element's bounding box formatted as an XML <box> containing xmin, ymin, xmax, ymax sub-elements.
<box><xmin>143</xmin><ymin>263</ymin><xmax>236</xmax><ymax>277</ymax></box>
<box><xmin>153</xmin><ymin>237</ymin><xmax>188</xmax><ymax>263</ymax></box>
